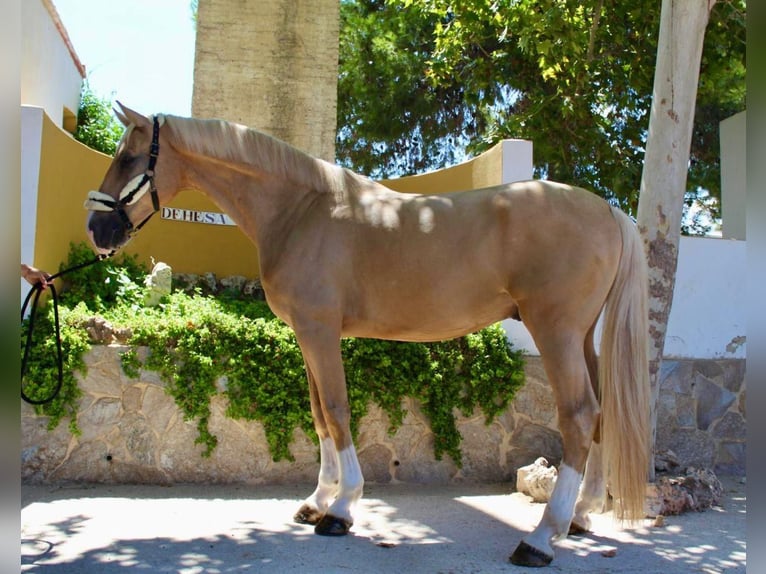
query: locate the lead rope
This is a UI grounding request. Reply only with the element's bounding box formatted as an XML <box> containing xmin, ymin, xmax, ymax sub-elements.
<box><xmin>21</xmin><ymin>252</ymin><xmax>113</xmax><ymax>405</ymax></box>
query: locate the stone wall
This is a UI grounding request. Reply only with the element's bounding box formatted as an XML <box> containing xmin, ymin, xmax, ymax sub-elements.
<box><xmin>21</xmin><ymin>346</ymin><xmax>745</xmax><ymax>485</ymax></box>
<box><xmin>656</xmin><ymin>359</ymin><xmax>746</xmax><ymax>475</ymax></box>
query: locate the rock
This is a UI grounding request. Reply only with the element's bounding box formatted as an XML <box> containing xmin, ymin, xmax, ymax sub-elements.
<box><xmin>506</xmin><ymin>424</ymin><xmax>563</xmax><ymax>472</ymax></box>
<box><xmin>694</xmin><ymin>373</ymin><xmax>736</xmax><ymax>430</ymax></box>
<box><xmin>84</xmin><ymin>316</ymin><xmax>116</xmax><ymax>344</ymax></box>
<box><xmin>220</xmin><ymin>275</ymin><xmax>247</xmax><ymax>293</ymax></box>
<box><xmin>359</xmin><ymin>444</ymin><xmax>393</xmax><ymax>483</ymax></box>
<box><xmin>113</xmin><ymin>327</ymin><xmax>133</xmax><ymax>343</ymax></box>
<box><xmin>682</xmin><ymin>467</ymin><xmax>723</xmax><ymax>510</ymax></box>
<box><xmin>203</xmin><ymin>272</ymin><xmax>218</xmax><ymax>293</ymax></box>
<box><xmin>646</xmin><ymin>479</ymin><xmax>693</xmax><ymax>517</ymax></box>
<box><xmin>143</xmin><ymin>261</ymin><xmax>172</xmax><ymax>306</ymax></box>
<box><xmin>173</xmin><ymin>273</ymin><xmax>200</xmax><ymax>292</ymax></box>
<box><xmin>654</xmin><ymin>449</ymin><xmax>680</xmax><ymax>472</ymax></box>
<box><xmin>457</xmin><ymin>417</ymin><xmax>505</xmax><ymax>481</ymax></box>
<box><xmin>516</xmin><ymin>457</ymin><xmax>557</xmax><ymax>502</ymax></box>
<box><xmin>645</xmin><ymin>467</ymin><xmax>723</xmax><ymax>517</ymax></box>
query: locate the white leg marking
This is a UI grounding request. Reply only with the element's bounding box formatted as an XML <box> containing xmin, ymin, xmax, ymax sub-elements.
<box><xmin>524</xmin><ymin>464</ymin><xmax>583</xmax><ymax>556</ymax></box>
<box><xmin>573</xmin><ymin>443</ymin><xmax>606</xmax><ymax>530</ymax></box>
<box><xmin>327</xmin><ymin>445</ymin><xmax>364</xmax><ymax>522</ymax></box>
<box><xmin>548</xmin><ymin>464</ymin><xmax>582</xmax><ymax>535</ymax></box>
<box><xmin>304</xmin><ymin>437</ymin><xmax>339</xmax><ymax>513</ymax></box>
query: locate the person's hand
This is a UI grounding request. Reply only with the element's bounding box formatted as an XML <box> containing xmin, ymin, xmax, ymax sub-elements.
<box><xmin>21</xmin><ymin>263</ymin><xmax>52</xmax><ymax>288</ymax></box>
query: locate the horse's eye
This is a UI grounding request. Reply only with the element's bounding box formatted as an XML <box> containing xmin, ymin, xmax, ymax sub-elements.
<box><xmin>119</xmin><ymin>154</ymin><xmax>139</xmax><ymax>169</ymax></box>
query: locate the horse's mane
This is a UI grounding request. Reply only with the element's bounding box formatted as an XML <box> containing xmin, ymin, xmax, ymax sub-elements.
<box><xmin>164</xmin><ymin>115</ymin><xmax>368</xmax><ymax>197</ymax></box>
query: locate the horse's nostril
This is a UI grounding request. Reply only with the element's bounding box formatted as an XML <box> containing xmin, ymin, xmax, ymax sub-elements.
<box><xmin>88</xmin><ymin>212</ymin><xmax>128</xmax><ymax>251</ymax></box>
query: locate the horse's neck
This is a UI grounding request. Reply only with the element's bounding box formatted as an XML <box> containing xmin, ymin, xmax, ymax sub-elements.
<box><xmin>176</xmin><ymin>146</ymin><xmax>322</xmax><ymax>257</ymax></box>
<box><xmin>168</xmin><ymin>115</ymin><xmax>386</xmax><ymax>247</ymax></box>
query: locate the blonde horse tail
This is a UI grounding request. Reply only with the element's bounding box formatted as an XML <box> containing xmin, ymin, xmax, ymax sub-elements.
<box><xmin>598</xmin><ymin>206</ymin><xmax>651</xmax><ymax>521</ymax></box>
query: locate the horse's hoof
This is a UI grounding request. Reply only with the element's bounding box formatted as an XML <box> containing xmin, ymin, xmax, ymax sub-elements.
<box><xmin>314</xmin><ymin>514</ymin><xmax>352</xmax><ymax>536</ymax></box>
<box><xmin>509</xmin><ymin>540</ymin><xmax>553</xmax><ymax>567</ymax></box>
<box><xmin>293</xmin><ymin>504</ymin><xmax>323</xmax><ymax>525</ymax></box>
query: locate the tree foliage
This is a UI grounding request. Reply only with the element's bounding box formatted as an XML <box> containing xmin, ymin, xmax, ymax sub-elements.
<box><xmin>337</xmin><ymin>0</ymin><xmax>745</xmax><ymax>220</ymax></box>
<box><xmin>337</xmin><ymin>0</ymin><xmax>474</xmax><ymax>177</ymax></box>
<box><xmin>74</xmin><ymin>82</ymin><xmax>124</xmax><ymax>156</ymax></box>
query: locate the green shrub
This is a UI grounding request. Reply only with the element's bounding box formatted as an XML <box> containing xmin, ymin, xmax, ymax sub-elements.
<box><xmin>24</xmin><ymin>243</ymin><xmax>526</xmax><ymax>465</ymax></box>
<box><xmin>73</xmin><ymin>82</ymin><xmax>125</xmax><ymax>156</ymax></box>
<box><xmin>57</xmin><ymin>242</ymin><xmax>148</xmax><ymax>312</ymax></box>
<box><xmin>21</xmin><ymin>302</ymin><xmax>93</xmax><ymax>433</ymax></box>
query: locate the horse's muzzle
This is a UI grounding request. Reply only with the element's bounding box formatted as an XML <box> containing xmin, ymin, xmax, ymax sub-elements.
<box><xmin>87</xmin><ymin>211</ymin><xmax>131</xmax><ymax>254</ymax></box>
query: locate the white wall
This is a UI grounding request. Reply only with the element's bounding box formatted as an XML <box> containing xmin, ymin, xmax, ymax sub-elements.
<box><xmin>21</xmin><ymin>106</ymin><xmax>44</xmax><ymax>303</ymax></box>
<box><xmin>663</xmin><ymin>237</ymin><xmax>746</xmax><ymax>358</ymax></box>
<box><xmin>501</xmin><ymin>139</ymin><xmax>534</xmax><ymax>183</ymax></box>
<box><xmin>502</xmin><ymin>236</ymin><xmax>746</xmax><ymax>360</ymax></box>
<box><xmin>21</xmin><ymin>0</ymin><xmax>83</xmax><ymax>130</ymax></box>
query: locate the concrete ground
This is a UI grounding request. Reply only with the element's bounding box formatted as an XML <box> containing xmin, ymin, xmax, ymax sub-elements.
<box><xmin>21</xmin><ymin>477</ymin><xmax>746</xmax><ymax>573</ymax></box>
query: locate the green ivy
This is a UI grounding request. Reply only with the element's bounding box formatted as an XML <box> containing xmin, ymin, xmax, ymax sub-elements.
<box><xmin>119</xmin><ymin>347</ymin><xmax>141</xmax><ymax>379</ymax></box>
<box><xmin>24</xmin><ymin>243</ymin><xmax>526</xmax><ymax>466</ymax></box>
<box><xmin>21</xmin><ymin>302</ymin><xmax>93</xmax><ymax>434</ymax></box>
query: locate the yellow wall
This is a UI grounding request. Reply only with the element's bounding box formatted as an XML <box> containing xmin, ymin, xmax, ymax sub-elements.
<box><xmin>34</xmin><ymin>115</ymin><xmax>112</xmax><ymax>278</ymax></box>
<box><xmin>381</xmin><ymin>141</ymin><xmax>505</xmax><ymax>194</ymax></box>
<box><xmin>34</xmin><ymin>112</ymin><xmax>261</xmax><ymax>278</ymax></box>
<box><xmin>34</xmin><ymin>114</ymin><xmax>503</xmax><ymax>279</ymax></box>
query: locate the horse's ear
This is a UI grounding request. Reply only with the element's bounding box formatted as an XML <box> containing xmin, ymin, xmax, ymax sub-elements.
<box><xmin>114</xmin><ymin>101</ymin><xmax>151</xmax><ymax>129</ymax></box>
<box><xmin>113</xmin><ymin>103</ymin><xmax>130</xmax><ymax>127</ymax></box>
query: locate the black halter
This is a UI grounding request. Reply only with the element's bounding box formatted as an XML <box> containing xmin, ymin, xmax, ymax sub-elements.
<box><xmin>84</xmin><ymin>115</ymin><xmax>163</xmax><ymax>236</ymax></box>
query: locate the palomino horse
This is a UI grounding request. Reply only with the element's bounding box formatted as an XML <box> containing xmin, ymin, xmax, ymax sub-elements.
<box><xmin>85</xmin><ymin>104</ymin><xmax>650</xmax><ymax>567</ymax></box>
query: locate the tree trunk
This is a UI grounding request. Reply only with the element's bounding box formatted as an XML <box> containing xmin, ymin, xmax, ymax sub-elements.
<box><xmin>637</xmin><ymin>0</ymin><xmax>716</xmax><ymax>480</ymax></box>
<box><xmin>192</xmin><ymin>0</ymin><xmax>340</xmax><ymax>161</ymax></box>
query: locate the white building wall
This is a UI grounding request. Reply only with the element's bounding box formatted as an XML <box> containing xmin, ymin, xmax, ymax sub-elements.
<box><xmin>503</xmin><ymin>236</ymin><xmax>746</xmax><ymax>360</ymax></box>
<box><xmin>21</xmin><ymin>106</ymin><xmax>44</xmax><ymax>303</ymax></box>
<box><xmin>663</xmin><ymin>237</ymin><xmax>746</xmax><ymax>358</ymax></box>
<box><xmin>500</xmin><ymin>139</ymin><xmax>534</xmax><ymax>184</ymax></box>
<box><xmin>21</xmin><ymin>0</ymin><xmax>83</xmax><ymax>130</ymax></box>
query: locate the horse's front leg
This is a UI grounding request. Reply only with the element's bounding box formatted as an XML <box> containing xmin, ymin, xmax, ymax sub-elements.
<box><xmin>294</xmin><ymin>366</ymin><xmax>341</xmax><ymax>526</ymax></box>
<box><xmin>293</xmin><ymin>324</ymin><xmax>363</xmax><ymax>536</ymax></box>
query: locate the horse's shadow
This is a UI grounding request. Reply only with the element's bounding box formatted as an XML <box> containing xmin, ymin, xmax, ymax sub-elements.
<box><xmin>21</xmin><ymin>483</ymin><xmax>746</xmax><ymax>573</ymax></box>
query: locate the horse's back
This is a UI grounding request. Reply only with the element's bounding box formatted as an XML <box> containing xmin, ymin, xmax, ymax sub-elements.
<box><xmin>326</xmin><ymin>179</ymin><xmax>623</xmax><ymax>341</ymax></box>
<box><xmin>372</xmin><ymin>179</ymin><xmax>622</xmax><ymax>296</ymax></box>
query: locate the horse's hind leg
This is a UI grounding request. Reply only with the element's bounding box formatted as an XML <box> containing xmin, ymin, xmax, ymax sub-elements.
<box><xmin>570</xmin><ymin>443</ymin><xmax>605</xmax><ymax>534</ymax></box>
<box><xmin>510</xmin><ymin>328</ymin><xmax>599</xmax><ymax>567</ymax></box>
<box><xmin>571</xmin><ymin>324</ymin><xmax>606</xmax><ymax>534</ymax></box>
<box><xmin>293</xmin><ymin>323</ymin><xmax>363</xmax><ymax>536</ymax></box>
<box><xmin>294</xmin><ymin>366</ymin><xmax>340</xmax><ymax>526</ymax></box>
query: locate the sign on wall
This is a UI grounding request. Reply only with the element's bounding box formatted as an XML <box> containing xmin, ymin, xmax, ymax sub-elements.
<box><xmin>161</xmin><ymin>207</ymin><xmax>236</xmax><ymax>226</ymax></box>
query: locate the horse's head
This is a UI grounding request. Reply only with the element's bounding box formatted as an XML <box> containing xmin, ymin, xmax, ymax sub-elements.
<box><xmin>85</xmin><ymin>102</ymin><xmax>169</xmax><ymax>255</ymax></box>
